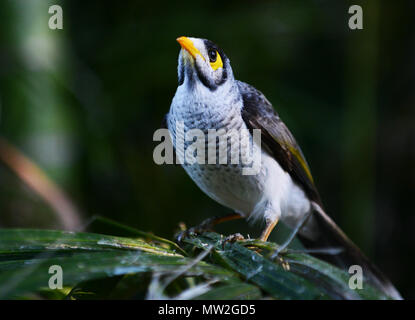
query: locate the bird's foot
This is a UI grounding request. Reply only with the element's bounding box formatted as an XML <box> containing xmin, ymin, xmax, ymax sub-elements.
<box><xmin>222</xmin><ymin>233</ymin><xmax>245</xmax><ymax>249</ymax></box>
<box><xmin>277</xmin><ymin>256</ymin><xmax>290</xmax><ymax>271</ymax></box>
<box><xmin>270</xmin><ymin>247</ymin><xmax>290</xmax><ymax>271</ymax></box>
<box><xmin>176</xmin><ymin>217</ymin><xmax>218</xmax><ymax>242</ymax></box>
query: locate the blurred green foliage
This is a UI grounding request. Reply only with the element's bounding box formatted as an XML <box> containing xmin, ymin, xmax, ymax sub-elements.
<box><xmin>0</xmin><ymin>228</ymin><xmax>392</xmax><ymax>299</ymax></box>
<box><xmin>0</xmin><ymin>0</ymin><xmax>414</xmax><ymax>298</ymax></box>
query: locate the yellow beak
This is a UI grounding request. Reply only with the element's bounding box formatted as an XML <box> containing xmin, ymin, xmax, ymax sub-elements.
<box><xmin>176</xmin><ymin>36</ymin><xmax>205</xmax><ymax>61</ymax></box>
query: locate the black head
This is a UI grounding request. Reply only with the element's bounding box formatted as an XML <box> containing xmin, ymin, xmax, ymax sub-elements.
<box><xmin>176</xmin><ymin>36</ymin><xmax>232</xmax><ymax>90</ymax></box>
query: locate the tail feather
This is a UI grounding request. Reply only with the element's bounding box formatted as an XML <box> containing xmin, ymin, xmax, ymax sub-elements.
<box><xmin>297</xmin><ymin>202</ymin><xmax>402</xmax><ymax>300</ymax></box>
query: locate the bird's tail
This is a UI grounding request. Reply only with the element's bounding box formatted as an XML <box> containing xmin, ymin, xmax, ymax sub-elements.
<box><xmin>297</xmin><ymin>202</ymin><xmax>402</xmax><ymax>300</ymax></box>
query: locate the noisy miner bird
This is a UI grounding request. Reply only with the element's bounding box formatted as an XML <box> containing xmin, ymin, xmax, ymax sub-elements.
<box><xmin>163</xmin><ymin>36</ymin><xmax>401</xmax><ymax>299</ymax></box>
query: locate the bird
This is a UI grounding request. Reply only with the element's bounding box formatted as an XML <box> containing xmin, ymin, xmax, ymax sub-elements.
<box><xmin>163</xmin><ymin>36</ymin><xmax>402</xmax><ymax>299</ymax></box>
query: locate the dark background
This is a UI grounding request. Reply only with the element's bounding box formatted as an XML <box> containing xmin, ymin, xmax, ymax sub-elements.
<box><xmin>0</xmin><ymin>0</ymin><xmax>414</xmax><ymax>298</ymax></box>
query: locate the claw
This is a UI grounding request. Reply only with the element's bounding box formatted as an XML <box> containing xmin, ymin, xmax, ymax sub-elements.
<box><xmin>176</xmin><ymin>230</ymin><xmax>187</xmax><ymax>243</ymax></box>
<box><xmin>175</xmin><ymin>214</ymin><xmax>243</xmax><ymax>243</ymax></box>
<box><xmin>222</xmin><ymin>233</ymin><xmax>245</xmax><ymax>249</ymax></box>
<box><xmin>270</xmin><ymin>248</ymin><xmax>290</xmax><ymax>271</ymax></box>
<box><xmin>274</xmin><ymin>255</ymin><xmax>290</xmax><ymax>271</ymax></box>
<box><xmin>175</xmin><ymin>217</ymin><xmax>217</xmax><ymax>242</ymax></box>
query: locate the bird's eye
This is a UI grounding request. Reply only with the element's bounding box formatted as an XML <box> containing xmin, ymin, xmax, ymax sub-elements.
<box><xmin>208</xmin><ymin>50</ymin><xmax>223</xmax><ymax>71</ymax></box>
<box><xmin>208</xmin><ymin>49</ymin><xmax>217</xmax><ymax>62</ymax></box>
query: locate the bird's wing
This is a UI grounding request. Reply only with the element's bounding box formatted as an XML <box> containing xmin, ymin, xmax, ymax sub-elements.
<box><xmin>238</xmin><ymin>81</ymin><xmax>322</xmax><ymax>205</ymax></box>
<box><xmin>238</xmin><ymin>81</ymin><xmax>402</xmax><ymax>299</ymax></box>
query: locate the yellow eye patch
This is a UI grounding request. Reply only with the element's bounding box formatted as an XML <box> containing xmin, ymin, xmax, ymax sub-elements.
<box><xmin>210</xmin><ymin>51</ymin><xmax>223</xmax><ymax>71</ymax></box>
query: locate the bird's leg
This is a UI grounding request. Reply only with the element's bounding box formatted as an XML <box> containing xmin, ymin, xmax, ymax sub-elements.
<box><xmin>259</xmin><ymin>218</ymin><xmax>279</xmax><ymax>242</ymax></box>
<box><xmin>177</xmin><ymin>213</ymin><xmax>242</xmax><ymax>242</ymax></box>
<box><xmin>259</xmin><ymin>218</ymin><xmax>290</xmax><ymax>268</ymax></box>
<box><xmin>271</xmin><ymin>209</ymin><xmax>313</xmax><ymax>259</ymax></box>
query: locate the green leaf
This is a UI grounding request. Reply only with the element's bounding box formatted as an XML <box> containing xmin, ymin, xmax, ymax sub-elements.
<box><xmin>0</xmin><ymin>229</ymin><xmax>236</xmax><ymax>299</ymax></box>
<box><xmin>240</xmin><ymin>238</ymin><xmax>390</xmax><ymax>299</ymax></box>
<box><xmin>0</xmin><ymin>228</ymin><xmax>396</xmax><ymax>300</ymax></box>
<box><xmin>184</xmin><ymin>233</ymin><xmax>326</xmax><ymax>299</ymax></box>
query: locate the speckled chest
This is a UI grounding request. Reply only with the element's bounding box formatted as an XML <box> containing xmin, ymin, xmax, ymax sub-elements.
<box><xmin>167</xmin><ymin>87</ymin><xmax>267</xmax><ymax>214</ymax></box>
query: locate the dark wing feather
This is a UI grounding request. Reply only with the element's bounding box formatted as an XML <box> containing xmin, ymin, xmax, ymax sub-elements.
<box><xmin>238</xmin><ymin>81</ymin><xmax>322</xmax><ymax>206</ymax></box>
